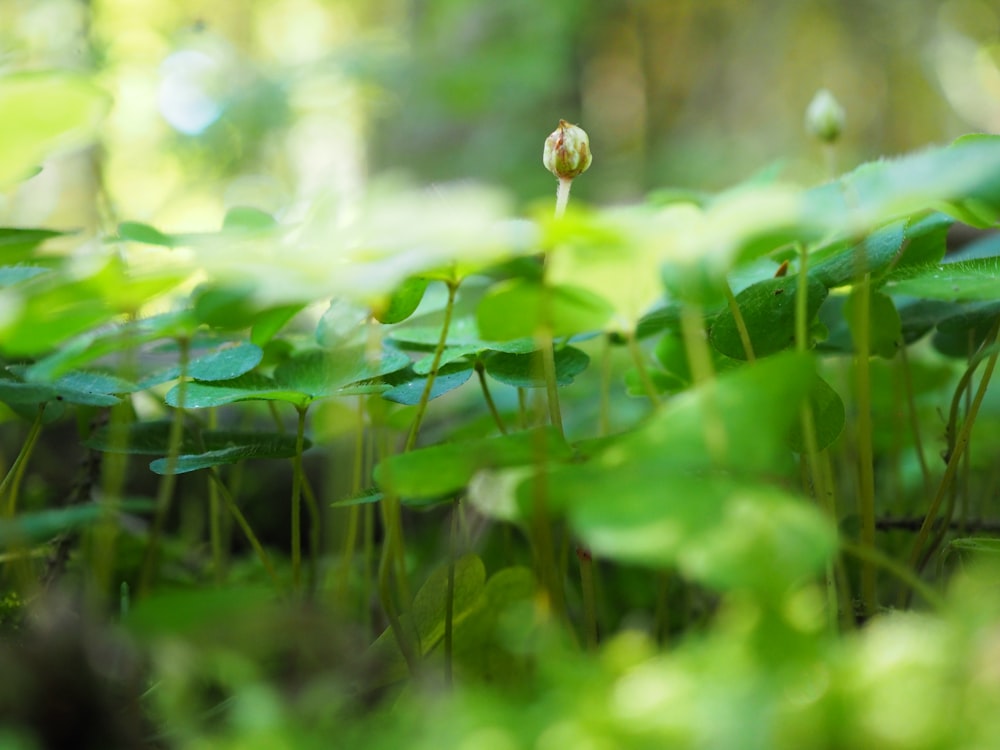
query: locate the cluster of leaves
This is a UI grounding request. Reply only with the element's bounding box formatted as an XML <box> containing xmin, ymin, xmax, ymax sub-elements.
<box><xmin>3</xmin><ymin>70</ymin><xmax>1000</xmax><ymax>747</ymax></box>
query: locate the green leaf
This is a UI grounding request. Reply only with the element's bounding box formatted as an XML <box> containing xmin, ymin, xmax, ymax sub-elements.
<box><xmin>522</xmin><ymin>351</ymin><xmax>815</xmax><ymax>514</ymax></box>
<box><xmin>886</xmin><ymin>258</ymin><xmax>1000</xmax><ymax>301</ymax></box>
<box><xmin>147</xmin><ymin>340</ymin><xmax>264</xmax><ymax>384</ymax></box>
<box><xmin>374</xmin><ymin>277</ymin><xmax>430</xmax><ymax>324</ymax></box>
<box><xmin>844</xmin><ymin>289</ymin><xmax>903</xmax><ymax>359</ymax></box>
<box><xmin>221</xmin><ymin>206</ymin><xmax>277</xmax><ymax>232</ymax></box>
<box><xmin>26</xmin><ymin>310</ymin><xmax>197</xmax><ymax>383</ymax></box>
<box><xmin>477</xmin><ymin>280</ymin><xmax>613</xmax><ymax>341</ymax></box>
<box><xmin>166</xmin><ymin>372</ymin><xmax>309</xmax><ymax>409</ymax></box>
<box><xmin>931</xmin><ymin>301</ymin><xmax>1000</xmax><ymax>357</ymax></box>
<box><xmin>804</xmin><ymin>137</ymin><xmax>1000</xmax><ymax>232</ymax></box>
<box><xmin>789</xmin><ymin>375</ymin><xmax>846</xmax><ymax>452</ymax></box>
<box><xmin>0</xmin><ymin>72</ymin><xmax>109</xmax><ymax>187</ymax></box>
<box><xmin>0</xmin><ymin>228</ymin><xmax>67</xmax><ymax>263</ymax></box>
<box><xmin>483</xmin><ymin>346</ymin><xmax>590</xmax><ymax>388</ymax></box>
<box><xmin>410</xmin><ymin>554</ymin><xmax>486</xmax><ymax>653</ymax></box>
<box><xmin>251</xmin><ymin>304</ymin><xmax>303</xmax><ymax>345</ymax></box>
<box><xmin>0</xmin><ymin>367</ymin><xmax>133</xmax><ymax>408</ymax></box>
<box><xmin>381</xmin><ymin>362</ymin><xmax>473</xmax><ymax>406</ymax></box>
<box><xmin>188</xmin><ymin>342</ymin><xmax>263</xmax><ymax>381</ymax></box>
<box><xmin>556</xmin><ymin>469</ymin><xmax>834</xmax><ymax>595</ymax></box>
<box><xmin>450</xmin><ymin>566</ymin><xmax>537</xmax><ymax>683</ymax></box>
<box><xmin>149</xmin><ymin>433</ymin><xmax>307</xmax><ymax>474</ymax></box>
<box><xmin>192</xmin><ymin>281</ymin><xmax>305</xmax><ymax>338</ymax></box>
<box><xmin>411</xmin><ymin>345</ymin><xmax>483</xmax><ymax>375</ymax></box>
<box><xmin>808</xmin><ymin>221</ymin><xmax>905</xmax><ymax>289</ymax></box>
<box><xmin>0</xmin><ymin>255</ymin><xmax>186</xmax><ymax>356</ymax></box>
<box><xmin>375</xmin><ymin>426</ymin><xmax>571</xmax><ymax>502</ymax></box>
<box><xmin>86</xmin><ymin>422</ymin><xmax>308</xmax><ymax>466</ymax></box>
<box><xmin>86</xmin><ymin>420</ymin><xmax>200</xmax><ymax>455</ymax></box>
<box><xmin>709</xmin><ymin>276</ymin><xmax>828</xmax><ymax>360</ymax></box>
<box><xmin>117</xmin><ymin>221</ymin><xmax>177</xmax><ymax>247</ymax></box>
<box><xmin>895</xmin><ymin>296</ymin><xmax>962</xmax><ymax>345</ymax></box>
<box><xmin>947</xmin><ymin>537</ymin><xmax>1000</xmax><ymax>557</ymax></box>
<box><xmin>0</xmin><ymin>500</ymin><xmax>155</xmax><ymax>549</ymax></box>
<box><xmin>273</xmin><ymin>346</ymin><xmax>411</xmax><ymax>397</ymax></box>
<box><xmin>897</xmin><ymin>212</ymin><xmax>952</xmax><ymax>270</ymax></box>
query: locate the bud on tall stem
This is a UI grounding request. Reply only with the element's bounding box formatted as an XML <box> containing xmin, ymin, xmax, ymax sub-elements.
<box><xmin>543</xmin><ymin>119</ymin><xmax>592</xmax><ymax>218</ymax></box>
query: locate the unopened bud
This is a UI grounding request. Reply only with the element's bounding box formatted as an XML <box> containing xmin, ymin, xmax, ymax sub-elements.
<box><xmin>543</xmin><ymin>119</ymin><xmax>592</xmax><ymax>180</ymax></box>
<box><xmin>805</xmin><ymin>89</ymin><xmax>845</xmax><ymax>144</ymax></box>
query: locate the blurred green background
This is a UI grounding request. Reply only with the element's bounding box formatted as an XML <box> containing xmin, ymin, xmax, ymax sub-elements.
<box><xmin>2</xmin><ymin>0</ymin><xmax>999</xmax><ymax>233</ymax></box>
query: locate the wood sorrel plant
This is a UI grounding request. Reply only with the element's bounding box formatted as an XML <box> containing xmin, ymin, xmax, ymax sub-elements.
<box><xmin>5</xmin><ymin>71</ymin><xmax>1000</xmax><ymax>746</ymax></box>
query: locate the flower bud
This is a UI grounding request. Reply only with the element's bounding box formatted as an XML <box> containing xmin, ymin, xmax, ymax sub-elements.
<box><xmin>543</xmin><ymin>119</ymin><xmax>592</xmax><ymax>180</ymax></box>
<box><xmin>805</xmin><ymin>89</ymin><xmax>845</xmax><ymax>144</ymax></box>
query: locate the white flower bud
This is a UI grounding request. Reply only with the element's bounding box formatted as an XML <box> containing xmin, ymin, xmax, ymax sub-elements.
<box><xmin>805</xmin><ymin>89</ymin><xmax>845</xmax><ymax>144</ymax></box>
<box><xmin>543</xmin><ymin>119</ymin><xmax>592</xmax><ymax>180</ymax></box>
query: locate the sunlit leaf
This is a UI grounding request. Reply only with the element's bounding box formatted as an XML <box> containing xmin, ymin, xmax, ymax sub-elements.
<box><xmin>117</xmin><ymin>222</ymin><xmax>177</xmax><ymax>247</ymax></box>
<box><xmin>0</xmin><ymin>228</ymin><xmax>67</xmax><ymax>263</ymax></box>
<box><xmin>0</xmin><ymin>72</ymin><xmax>109</xmax><ymax>187</ymax></box>
<box><xmin>374</xmin><ymin>277</ymin><xmax>430</xmax><ymax>324</ymax></box>
<box><xmin>166</xmin><ymin>372</ymin><xmax>309</xmax><ymax>408</ymax></box>
<box><xmin>375</xmin><ymin>426</ymin><xmax>570</xmax><ymax>501</ymax></box>
<box><xmin>477</xmin><ymin>279</ymin><xmax>613</xmax><ymax>341</ymax></box>
<box><xmin>26</xmin><ymin>310</ymin><xmax>198</xmax><ymax>383</ymax></box>
<box><xmin>543</xmin><ymin>463</ymin><xmax>835</xmax><ymax>595</ymax></box>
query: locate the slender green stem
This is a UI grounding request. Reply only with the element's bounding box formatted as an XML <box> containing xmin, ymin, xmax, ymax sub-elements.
<box><xmin>301</xmin><ymin>473</ymin><xmax>321</xmax><ymax>596</ymax></box>
<box><xmin>290</xmin><ymin>405</ymin><xmax>308</xmax><ymax>592</ymax></box>
<box><xmin>723</xmin><ymin>283</ymin><xmax>756</xmax><ymax>363</ymax></box>
<box><xmin>530</xmin><ymin>394</ymin><xmax>566</xmax><ymax>619</ymax></box>
<box><xmin>903</xmin><ymin>333</ymin><xmax>1000</xmax><ymax>590</ymax></box>
<box><xmin>792</xmin><ymin>243</ymin><xmax>838</xmax><ymax>628</ymax></box>
<box><xmin>898</xmin><ymin>345</ymin><xmax>933</xmax><ymax>498</ymax></box>
<box><xmin>207</xmin><ymin>407</ymin><xmax>224</xmax><ymax>584</ymax></box>
<box><xmin>378</xmin><ymin>493</ymin><xmax>418</xmax><ymax>675</ymax></box>
<box><xmin>851</xmin><ymin>277</ymin><xmax>878</xmax><ymax>614</ymax></box>
<box><xmin>626</xmin><ymin>332</ymin><xmax>661</xmax><ymax>405</ymax></box>
<box><xmin>208</xmin><ymin>469</ymin><xmax>281</xmax><ymax>589</ymax></box>
<box><xmin>578</xmin><ymin>546</ymin><xmax>598</xmax><ymax>649</ymax></box>
<box><xmin>679</xmin><ymin>302</ymin><xmax>714</xmax><ymax>385</ymax></box>
<box><xmin>600</xmin><ymin>334</ymin><xmax>612</xmax><ymax>436</ymax></box>
<box><xmin>139</xmin><ymin>337</ymin><xmax>190</xmax><ymax>596</ymax></box>
<box><xmin>363</xmin><ymin>500</ymin><xmax>374</xmax><ymax>633</ymax></box>
<box><xmin>444</xmin><ymin>500</ymin><xmax>458</xmax><ymax>687</ymax></box>
<box><xmin>0</xmin><ymin>404</ymin><xmax>45</xmax><ymax>517</ymax></box>
<box><xmin>539</xmin><ymin>339</ymin><xmax>564</xmax><ymax>437</ymax></box>
<box><xmin>338</xmin><ymin>397</ymin><xmax>366</xmax><ymax>603</ymax></box>
<box><xmin>406</xmin><ymin>280</ymin><xmax>458</xmax><ymax>451</ymax></box>
<box><xmin>475</xmin><ymin>361</ymin><xmax>507</xmax><ymax>434</ymax></box>
<box><xmin>680</xmin><ymin>302</ymin><xmax>726</xmax><ymax>461</ymax></box>
<box><xmin>841</xmin><ymin>539</ymin><xmax>944</xmax><ymax>611</ymax></box>
<box><xmin>795</xmin><ymin>244</ymin><xmax>810</xmax><ymax>353</ymax></box>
